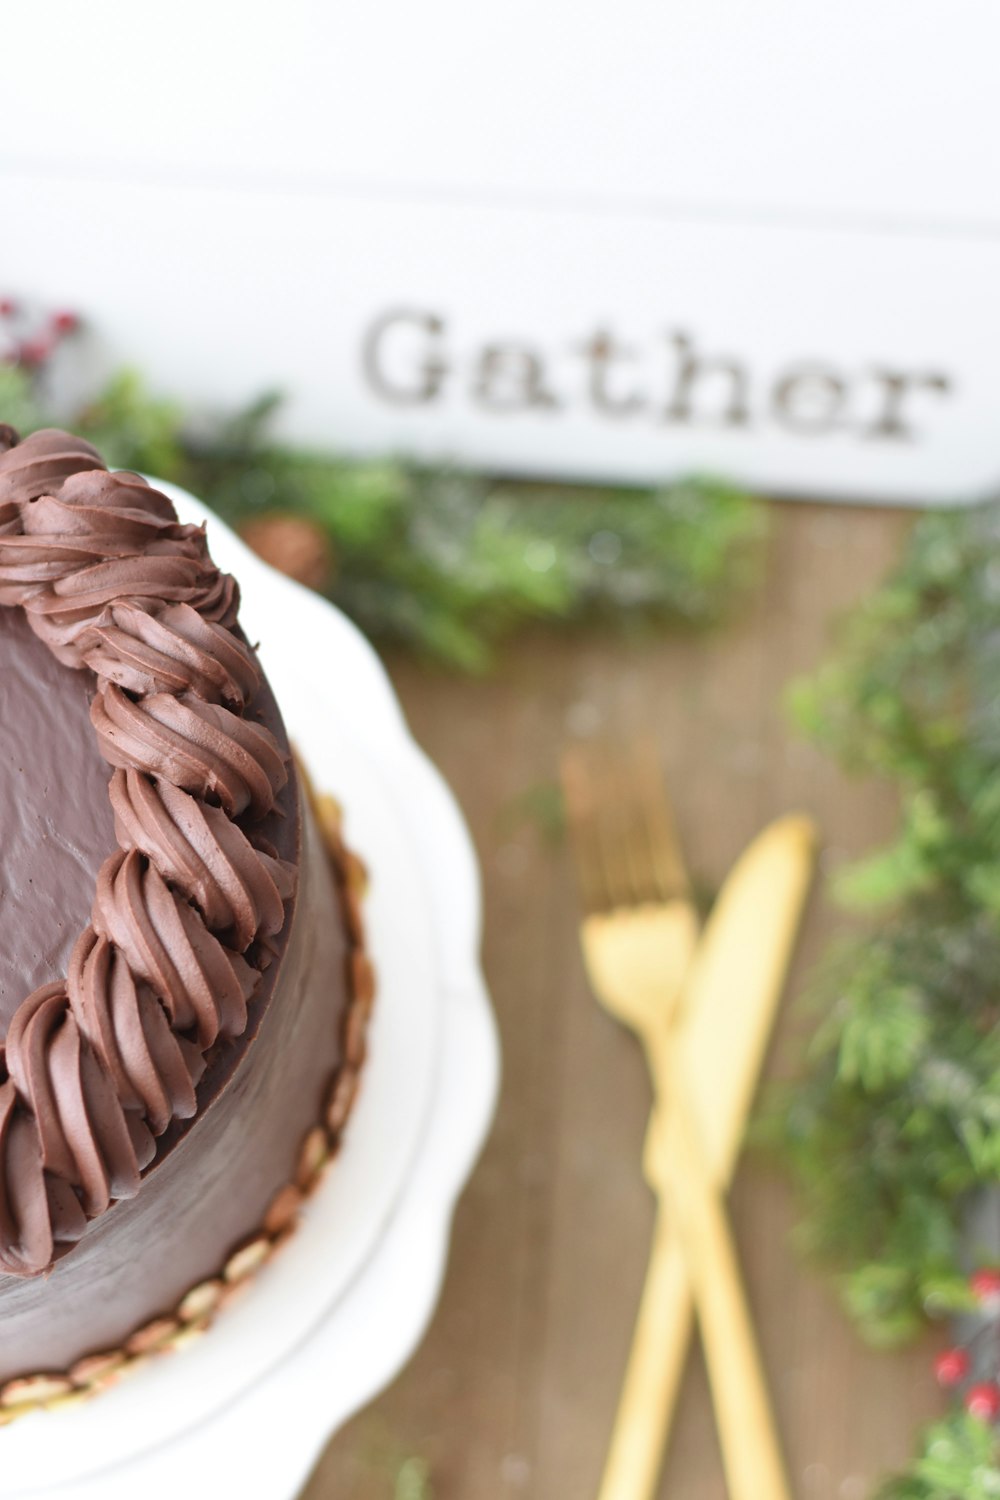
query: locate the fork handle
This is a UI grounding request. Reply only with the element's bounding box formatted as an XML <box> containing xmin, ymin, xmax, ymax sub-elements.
<box><xmin>597</xmin><ymin>1207</ymin><xmax>694</xmax><ymax>1500</ymax></box>
<box><xmin>660</xmin><ymin>1064</ymin><xmax>792</xmax><ymax>1500</ymax></box>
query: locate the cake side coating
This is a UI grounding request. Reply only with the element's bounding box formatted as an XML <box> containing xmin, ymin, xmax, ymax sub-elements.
<box><xmin>0</xmin><ymin>426</ymin><xmax>327</xmax><ymax>1280</ymax></box>
<box><xmin>0</xmin><ymin>786</ymin><xmax>359</xmax><ymax>1386</ymax></box>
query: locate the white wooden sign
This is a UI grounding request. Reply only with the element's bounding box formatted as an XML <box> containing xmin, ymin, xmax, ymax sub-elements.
<box><xmin>0</xmin><ymin>0</ymin><xmax>997</xmax><ymax>504</ymax></box>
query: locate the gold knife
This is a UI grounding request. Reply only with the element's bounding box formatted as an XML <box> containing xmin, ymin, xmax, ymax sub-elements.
<box><xmin>599</xmin><ymin>814</ymin><xmax>817</xmax><ymax>1500</ymax></box>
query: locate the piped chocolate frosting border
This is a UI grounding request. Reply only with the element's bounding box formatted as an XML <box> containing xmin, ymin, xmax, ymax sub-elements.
<box><xmin>0</xmin><ymin>428</ymin><xmax>299</xmax><ymax>1276</ymax></box>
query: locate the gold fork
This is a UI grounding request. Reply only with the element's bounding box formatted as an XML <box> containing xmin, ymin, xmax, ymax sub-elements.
<box><xmin>562</xmin><ymin>741</ymin><xmax>792</xmax><ymax>1500</ymax></box>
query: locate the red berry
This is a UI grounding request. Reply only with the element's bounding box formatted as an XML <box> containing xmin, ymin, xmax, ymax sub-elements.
<box><xmin>971</xmin><ymin>1269</ymin><xmax>1000</xmax><ymax>1306</ymax></box>
<box><xmin>50</xmin><ymin>309</ymin><xmax>79</xmax><ymax>335</ymax></box>
<box><xmin>16</xmin><ymin>337</ymin><xmax>52</xmax><ymax>367</ymax></box>
<box><xmin>0</xmin><ymin>298</ymin><xmax>15</xmax><ymax>318</ymax></box>
<box><xmin>935</xmin><ymin>1347</ymin><xmax>970</xmax><ymax>1387</ymax></box>
<box><xmin>966</xmin><ymin>1382</ymin><xmax>1000</xmax><ymax>1421</ymax></box>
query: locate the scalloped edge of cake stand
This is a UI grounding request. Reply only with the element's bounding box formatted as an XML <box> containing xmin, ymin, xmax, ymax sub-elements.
<box><xmin>1</xmin><ymin>490</ymin><xmax>499</xmax><ymax>1500</ymax></box>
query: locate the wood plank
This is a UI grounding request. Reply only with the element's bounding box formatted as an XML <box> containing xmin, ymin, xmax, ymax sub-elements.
<box><xmin>303</xmin><ymin>500</ymin><xmax>934</xmax><ymax>1500</ymax></box>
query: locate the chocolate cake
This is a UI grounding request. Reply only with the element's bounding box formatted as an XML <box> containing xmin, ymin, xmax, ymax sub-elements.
<box><xmin>0</xmin><ymin>428</ymin><xmax>372</xmax><ymax>1410</ymax></box>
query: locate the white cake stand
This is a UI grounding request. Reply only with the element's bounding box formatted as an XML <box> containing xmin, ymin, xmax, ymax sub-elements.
<box><xmin>1</xmin><ymin>491</ymin><xmax>500</xmax><ymax>1500</ymax></box>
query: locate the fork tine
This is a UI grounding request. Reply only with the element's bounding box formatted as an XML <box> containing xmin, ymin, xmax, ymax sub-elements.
<box><xmin>561</xmin><ymin>746</ymin><xmax>613</xmax><ymax>915</ymax></box>
<box><xmin>594</xmin><ymin>749</ymin><xmax>640</xmax><ymax>910</ymax></box>
<box><xmin>592</xmin><ymin>739</ymin><xmax>686</xmax><ymax>909</ymax></box>
<box><xmin>610</xmin><ymin>745</ymin><xmax>660</xmax><ymax>907</ymax></box>
<box><xmin>563</xmin><ymin>740</ymin><xmax>690</xmax><ymax>913</ymax></box>
<box><xmin>563</xmin><ymin>743</ymin><xmax>642</xmax><ymax>912</ymax></box>
<box><xmin>632</xmin><ymin>738</ymin><xmax>689</xmax><ymax>903</ymax></box>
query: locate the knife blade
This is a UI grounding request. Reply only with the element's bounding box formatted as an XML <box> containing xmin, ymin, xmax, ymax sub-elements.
<box><xmin>644</xmin><ymin>812</ymin><xmax>817</xmax><ymax>1190</ymax></box>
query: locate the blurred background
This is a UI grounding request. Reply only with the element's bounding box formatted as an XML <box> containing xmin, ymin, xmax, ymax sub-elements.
<box><xmin>3</xmin><ymin>5</ymin><xmax>1000</xmax><ymax>1497</ymax></box>
<box><xmin>1</xmin><ymin>1</ymin><xmax>996</xmax><ymax>503</ymax></box>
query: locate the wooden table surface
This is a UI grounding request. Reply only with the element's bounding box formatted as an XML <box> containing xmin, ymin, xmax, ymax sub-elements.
<box><xmin>303</xmin><ymin>499</ymin><xmax>943</xmax><ymax>1500</ymax></box>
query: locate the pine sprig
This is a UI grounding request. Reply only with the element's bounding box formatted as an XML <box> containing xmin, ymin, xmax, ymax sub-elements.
<box><xmin>776</xmin><ymin>910</ymin><xmax>1000</xmax><ymax>1344</ymax></box>
<box><xmin>774</xmin><ymin>499</ymin><xmax>1000</xmax><ymax>1491</ymax></box>
<box><xmin>1</xmin><ymin>364</ymin><xmax>765</xmax><ymax>670</ymax></box>
<box><xmin>875</xmin><ymin>1412</ymin><xmax>1000</xmax><ymax>1500</ymax></box>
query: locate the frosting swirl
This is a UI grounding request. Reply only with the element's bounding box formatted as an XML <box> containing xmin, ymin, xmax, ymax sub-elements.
<box><xmin>0</xmin><ymin>429</ymin><xmax>106</xmax><ymax>507</ymax></box>
<box><xmin>0</xmin><ymin>1065</ymin><xmax>87</xmax><ymax>1276</ymax></box>
<box><xmin>91</xmin><ymin>686</ymin><xmax>287</xmax><ymax>818</ymax></box>
<box><xmin>82</xmin><ymin>602</ymin><xmax>260</xmax><ymax>706</ymax></box>
<box><xmin>68</xmin><ymin>931</ymin><xmax>204</xmax><ymax>1136</ymax></box>
<box><xmin>0</xmin><ymin>428</ymin><xmax>297</xmax><ymax>1277</ymax></box>
<box><xmin>92</xmin><ymin>850</ymin><xmax>257</xmax><ymax>1047</ymax></box>
<box><xmin>0</xmin><ymin>464</ymin><xmax>238</xmax><ymax>664</ymax></box>
<box><xmin>5</xmin><ymin>986</ymin><xmax>154</xmax><ymax>1215</ymax></box>
<box><xmin>110</xmin><ymin>770</ymin><xmax>294</xmax><ymax>950</ymax></box>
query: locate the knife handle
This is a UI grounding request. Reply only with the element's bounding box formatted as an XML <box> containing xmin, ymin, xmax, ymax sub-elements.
<box><xmin>660</xmin><ymin>1065</ymin><xmax>791</xmax><ymax>1500</ymax></box>
<box><xmin>597</xmin><ymin>1207</ymin><xmax>693</xmax><ymax>1500</ymax></box>
<box><xmin>599</xmin><ymin>1118</ymin><xmax>791</xmax><ymax>1500</ymax></box>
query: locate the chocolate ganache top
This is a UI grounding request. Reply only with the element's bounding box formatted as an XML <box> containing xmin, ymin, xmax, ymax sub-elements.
<box><xmin>0</xmin><ymin>428</ymin><xmax>297</xmax><ymax>1277</ymax></box>
<box><xmin>0</xmin><ymin>609</ymin><xmax>116</xmax><ymax>1018</ymax></box>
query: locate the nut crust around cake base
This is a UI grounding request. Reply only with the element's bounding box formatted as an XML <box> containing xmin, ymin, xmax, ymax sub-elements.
<box><xmin>0</xmin><ymin>782</ymin><xmax>373</xmax><ymax>1404</ymax></box>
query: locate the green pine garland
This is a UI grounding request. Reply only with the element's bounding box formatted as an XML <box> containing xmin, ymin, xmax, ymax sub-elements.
<box><xmin>875</xmin><ymin>1413</ymin><xmax>1000</xmax><ymax>1500</ymax></box>
<box><xmin>0</xmin><ymin>365</ymin><xmax>764</xmax><ymax>671</ymax></box>
<box><xmin>774</xmin><ymin>501</ymin><xmax>1000</xmax><ymax>1492</ymax></box>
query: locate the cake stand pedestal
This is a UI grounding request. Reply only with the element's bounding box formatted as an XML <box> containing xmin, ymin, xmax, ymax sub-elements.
<box><xmin>1</xmin><ymin>491</ymin><xmax>500</xmax><ymax>1500</ymax></box>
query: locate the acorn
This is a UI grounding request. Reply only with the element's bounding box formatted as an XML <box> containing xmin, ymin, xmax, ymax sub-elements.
<box><xmin>239</xmin><ymin>514</ymin><xmax>334</xmax><ymax>593</ymax></box>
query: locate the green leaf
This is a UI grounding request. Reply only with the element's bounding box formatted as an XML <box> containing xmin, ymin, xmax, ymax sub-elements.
<box><xmin>0</xmin><ymin>365</ymin><xmax>46</xmax><ymax>434</ymax></box>
<box><xmin>395</xmin><ymin>1458</ymin><xmax>434</xmax><ymax>1500</ymax></box>
<box><xmin>878</xmin><ymin>1413</ymin><xmax>1000</xmax><ymax>1500</ymax></box>
<box><xmin>837</xmin><ymin>983</ymin><xmax>930</xmax><ymax>1092</ymax></box>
